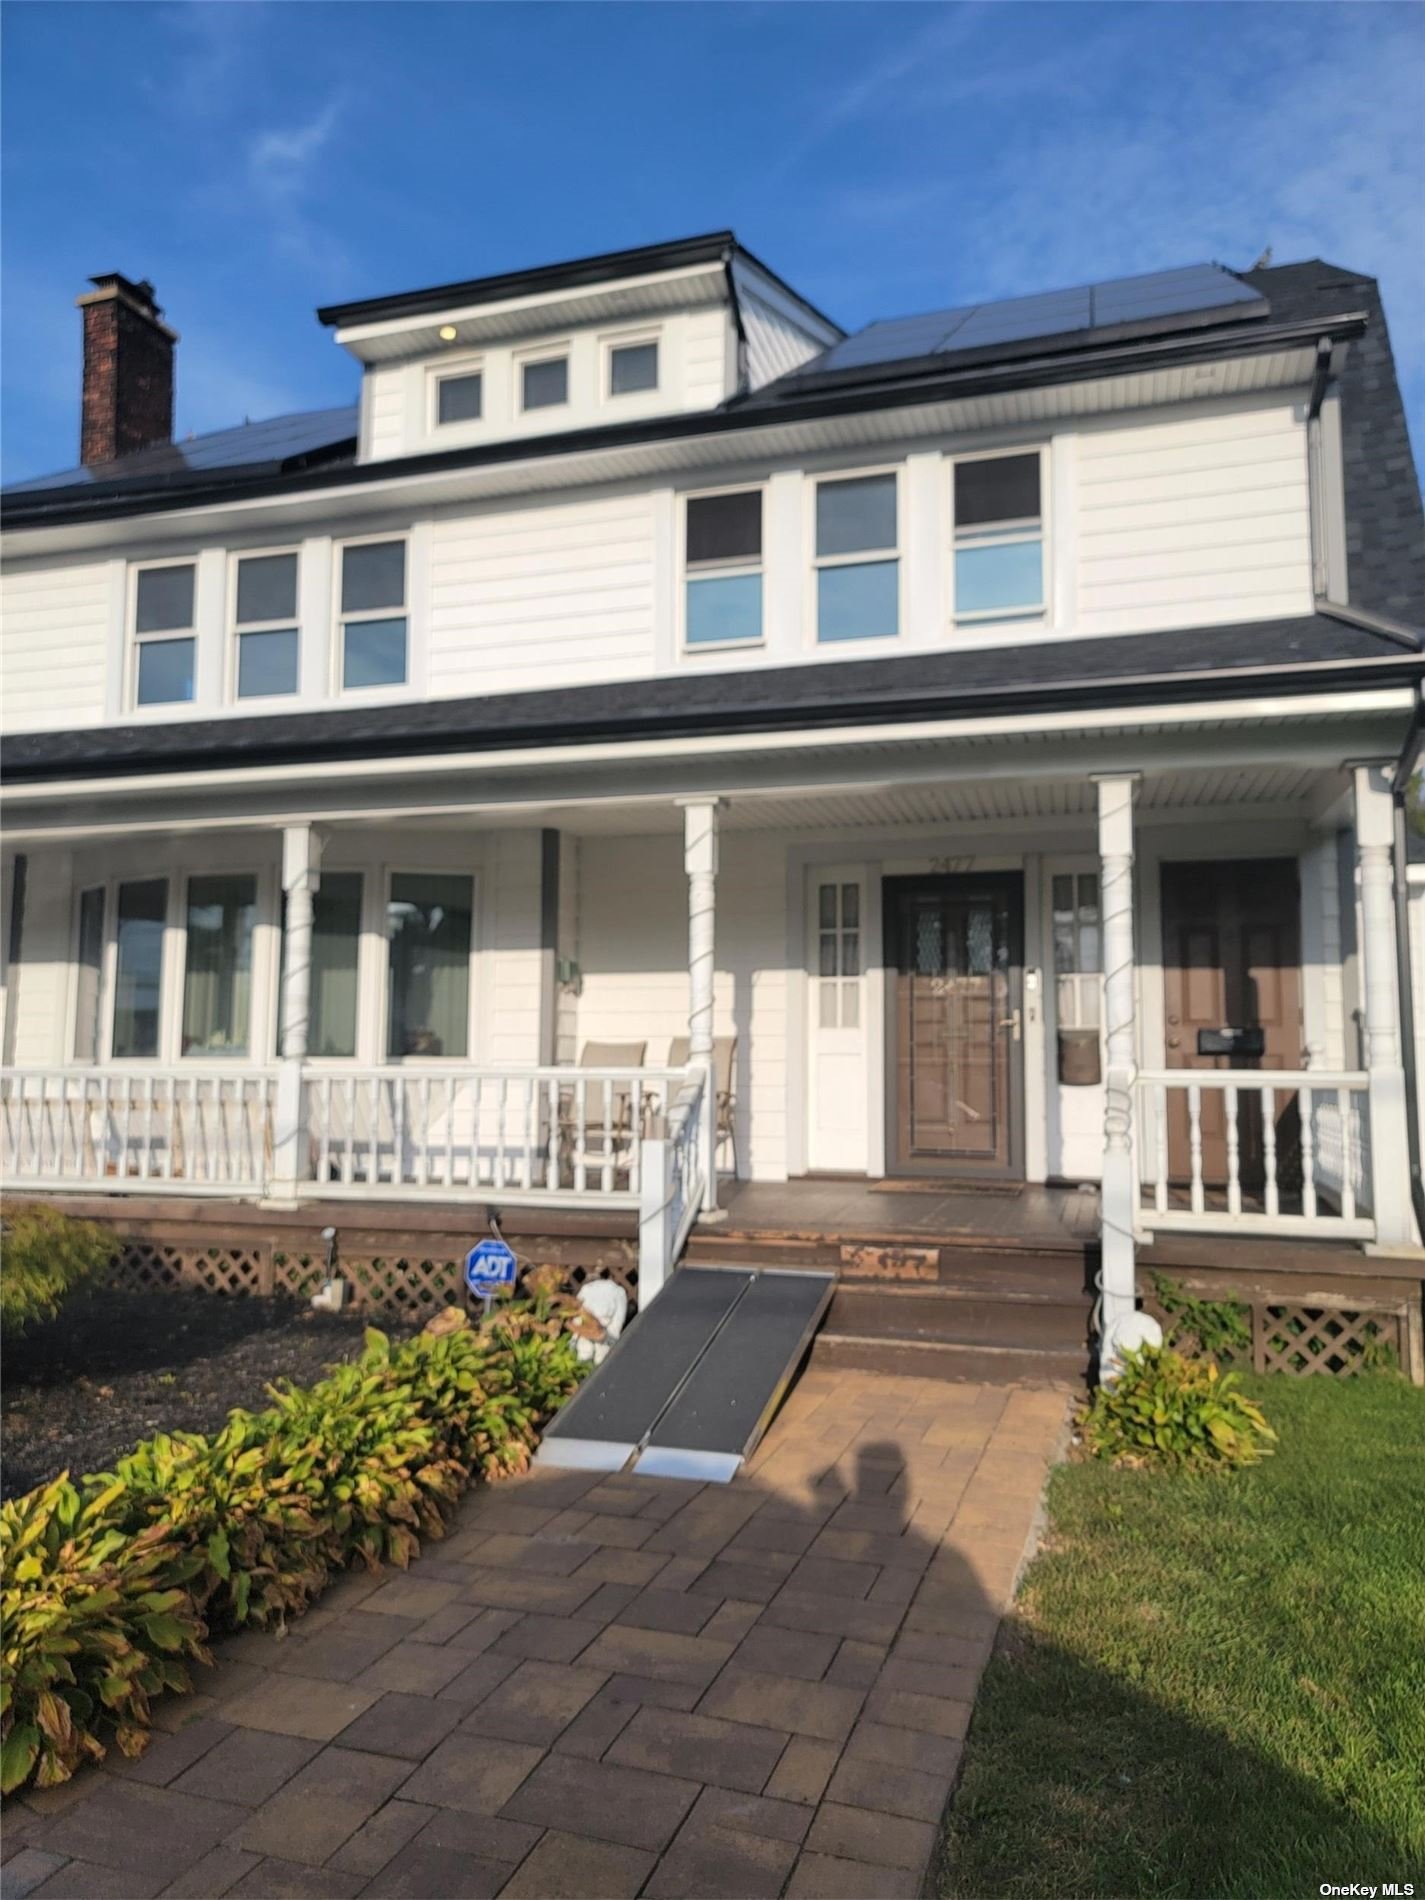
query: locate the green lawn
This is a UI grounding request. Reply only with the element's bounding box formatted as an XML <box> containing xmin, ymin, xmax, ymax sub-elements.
<box><xmin>938</xmin><ymin>1373</ymin><xmax>1425</xmax><ymax>1899</ymax></box>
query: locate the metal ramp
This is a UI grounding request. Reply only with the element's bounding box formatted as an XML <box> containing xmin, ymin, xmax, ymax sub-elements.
<box><xmin>537</xmin><ymin>1267</ymin><xmax>834</xmax><ymax>1482</ymax></box>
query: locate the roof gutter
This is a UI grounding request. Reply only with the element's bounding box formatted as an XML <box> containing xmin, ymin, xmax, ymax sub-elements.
<box><xmin>1389</xmin><ymin>683</ymin><xmax>1425</xmax><ymax>1245</ymax></box>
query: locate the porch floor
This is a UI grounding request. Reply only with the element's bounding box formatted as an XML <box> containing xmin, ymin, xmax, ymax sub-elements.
<box><xmin>719</xmin><ymin>1179</ymin><xmax>1100</xmax><ymax>1252</ymax></box>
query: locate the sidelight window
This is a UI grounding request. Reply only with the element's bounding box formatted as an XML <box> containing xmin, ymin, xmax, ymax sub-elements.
<box><xmin>1051</xmin><ymin>872</ymin><xmax>1102</xmax><ymax>1029</ymax></box>
<box><xmin>817</xmin><ymin>881</ymin><xmax>861</xmax><ymax>1028</ymax></box>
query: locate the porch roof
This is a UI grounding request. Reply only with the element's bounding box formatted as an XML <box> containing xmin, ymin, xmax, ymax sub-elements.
<box><xmin>3</xmin><ymin>609</ymin><xmax>1420</xmax><ymax>788</ymax></box>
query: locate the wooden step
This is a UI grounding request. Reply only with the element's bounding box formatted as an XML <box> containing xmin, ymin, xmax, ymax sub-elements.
<box><xmin>823</xmin><ymin>1285</ymin><xmax>1090</xmax><ymax>1352</ymax></box>
<box><xmin>811</xmin><ymin>1333</ymin><xmax>1086</xmax><ymax>1388</ymax></box>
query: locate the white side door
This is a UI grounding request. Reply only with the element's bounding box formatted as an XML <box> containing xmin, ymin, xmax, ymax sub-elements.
<box><xmin>806</xmin><ymin>866</ymin><xmax>868</xmax><ymax>1172</ymax></box>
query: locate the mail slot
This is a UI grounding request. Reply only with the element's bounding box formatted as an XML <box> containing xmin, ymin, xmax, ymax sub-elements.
<box><xmin>1197</xmin><ymin>1026</ymin><xmax>1266</xmax><ymax>1058</ymax></box>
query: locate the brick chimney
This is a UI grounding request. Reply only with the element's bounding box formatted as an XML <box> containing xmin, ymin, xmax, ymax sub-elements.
<box><xmin>76</xmin><ymin>273</ymin><xmax>178</xmax><ymax>465</ymax></box>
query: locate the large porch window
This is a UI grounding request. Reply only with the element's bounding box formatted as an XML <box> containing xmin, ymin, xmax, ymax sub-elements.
<box><xmin>112</xmin><ymin>879</ymin><xmax>167</xmax><ymax>1059</ymax></box>
<box><xmin>385</xmin><ymin>872</ymin><xmax>473</xmax><ymax>1059</ymax></box>
<box><xmin>278</xmin><ymin>871</ymin><xmax>363</xmax><ymax>1059</ymax></box>
<box><xmin>182</xmin><ymin>875</ymin><xmax>257</xmax><ymax>1056</ymax></box>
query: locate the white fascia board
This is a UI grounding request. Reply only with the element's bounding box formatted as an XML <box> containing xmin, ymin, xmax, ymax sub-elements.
<box><xmin>5</xmin><ymin>685</ymin><xmax>1413</xmax><ymax>811</ymax></box>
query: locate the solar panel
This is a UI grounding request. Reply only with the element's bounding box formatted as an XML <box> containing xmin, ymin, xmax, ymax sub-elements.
<box><xmin>791</xmin><ymin>263</ymin><xmax>1268</xmax><ymax>387</ymax></box>
<box><xmin>3</xmin><ymin>404</ymin><xmax>358</xmax><ymax>495</ymax></box>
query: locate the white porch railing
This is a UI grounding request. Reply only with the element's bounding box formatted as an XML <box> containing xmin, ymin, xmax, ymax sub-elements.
<box><xmin>301</xmin><ymin>1064</ymin><xmax>689</xmax><ymax>1204</ymax></box>
<box><xmin>637</xmin><ymin>1068</ymin><xmax>709</xmax><ymax>1304</ymax></box>
<box><xmin>1137</xmin><ymin>1069</ymin><xmax>1374</xmax><ymax>1240</ymax></box>
<box><xmin>0</xmin><ymin>1069</ymin><xmax>277</xmax><ymax>1194</ymax></box>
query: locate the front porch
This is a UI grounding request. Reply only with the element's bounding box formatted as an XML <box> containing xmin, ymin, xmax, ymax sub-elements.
<box><xmin>3</xmin><ymin>699</ymin><xmax>1419</xmax><ymax>1330</ymax></box>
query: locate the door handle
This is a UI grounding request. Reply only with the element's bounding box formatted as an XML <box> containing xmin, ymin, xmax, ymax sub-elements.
<box><xmin>1001</xmin><ymin>1010</ymin><xmax>1022</xmax><ymax>1043</ymax></box>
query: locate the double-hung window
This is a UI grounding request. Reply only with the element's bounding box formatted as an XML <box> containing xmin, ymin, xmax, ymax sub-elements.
<box><xmin>814</xmin><ymin>473</ymin><xmax>899</xmax><ymax>642</ymax></box>
<box><xmin>339</xmin><ymin>539</ymin><xmax>407</xmax><ymax>690</ymax></box>
<box><xmin>278</xmin><ymin>871</ymin><xmax>363</xmax><ymax>1058</ymax></box>
<box><xmin>386</xmin><ymin>873</ymin><xmax>473</xmax><ymax>1060</ymax></box>
<box><xmin>233</xmin><ymin>551</ymin><xmax>299</xmax><ymax>699</ymax></box>
<box><xmin>684</xmin><ymin>489</ymin><xmax>762</xmax><ymax>647</ymax></box>
<box><xmin>133</xmin><ymin>563</ymin><xmax>196</xmax><ymax>705</ymax></box>
<box><xmin>953</xmin><ymin>451</ymin><xmax>1045</xmax><ymax>622</ymax></box>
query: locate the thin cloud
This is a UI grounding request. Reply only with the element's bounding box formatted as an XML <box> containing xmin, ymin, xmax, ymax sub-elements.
<box><xmin>245</xmin><ymin>96</ymin><xmax>349</xmax><ymax>275</ymax></box>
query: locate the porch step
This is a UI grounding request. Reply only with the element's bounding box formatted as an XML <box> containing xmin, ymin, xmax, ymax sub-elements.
<box><xmin>683</xmin><ymin>1230</ymin><xmax>1093</xmax><ymax>1298</ymax></box>
<box><xmin>811</xmin><ymin>1333</ymin><xmax>1086</xmax><ymax>1389</ymax></box>
<box><xmin>823</xmin><ymin>1284</ymin><xmax>1090</xmax><ymax>1352</ymax></box>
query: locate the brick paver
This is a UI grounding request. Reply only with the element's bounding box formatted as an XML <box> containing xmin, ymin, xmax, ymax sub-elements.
<box><xmin>10</xmin><ymin>1369</ymin><xmax>1065</xmax><ymax>1897</ymax></box>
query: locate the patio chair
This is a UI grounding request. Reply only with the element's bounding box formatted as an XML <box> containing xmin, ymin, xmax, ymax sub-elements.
<box><xmin>559</xmin><ymin>1040</ymin><xmax>649</xmax><ymax>1184</ymax></box>
<box><xmin>667</xmin><ymin>1035</ymin><xmax>738</xmax><ymax>1178</ymax></box>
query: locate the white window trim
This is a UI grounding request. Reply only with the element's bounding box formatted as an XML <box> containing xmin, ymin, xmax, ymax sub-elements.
<box><xmin>601</xmin><ymin>327</ymin><xmax>661</xmax><ymax>404</ymax></box>
<box><xmin>333</xmin><ymin>532</ymin><xmax>411</xmax><ymax>697</ymax></box>
<box><xmin>227</xmin><ymin>544</ymin><xmax>302</xmax><ymax>705</ymax></box>
<box><xmin>427</xmin><ymin>353</ymin><xmax>486</xmax><ymax>431</ymax></box>
<box><xmin>128</xmin><ymin>557</ymin><xmax>199</xmax><ymax>711</ymax></box>
<box><xmin>515</xmin><ymin>341</ymin><xmax>572</xmax><ymax>414</ymax></box>
<box><xmin>807</xmin><ymin>463</ymin><xmax>904</xmax><ymax>649</ymax></box>
<box><xmin>948</xmin><ymin>443</ymin><xmax>1050</xmax><ymax>628</ymax></box>
<box><xmin>380</xmin><ymin>864</ymin><xmax>480</xmax><ymax>1066</ymax></box>
<box><xmin>678</xmin><ymin>479</ymin><xmax>767</xmax><ymax>655</ymax></box>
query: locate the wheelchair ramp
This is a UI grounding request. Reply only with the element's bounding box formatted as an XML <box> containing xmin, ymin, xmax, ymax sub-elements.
<box><xmin>537</xmin><ymin>1267</ymin><xmax>833</xmax><ymax>1481</ymax></box>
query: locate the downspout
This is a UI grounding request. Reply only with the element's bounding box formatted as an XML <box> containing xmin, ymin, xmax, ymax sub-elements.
<box><xmin>1390</xmin><ymin>684</ymin><xmax>1425</xmax><ymax>1244</ymax></box>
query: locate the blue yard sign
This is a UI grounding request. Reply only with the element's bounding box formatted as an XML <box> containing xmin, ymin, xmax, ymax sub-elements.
<box><xmin>465</xmin><ymin>1238</ymin><xmax>517</xmax><ymax>1302</ymax></box>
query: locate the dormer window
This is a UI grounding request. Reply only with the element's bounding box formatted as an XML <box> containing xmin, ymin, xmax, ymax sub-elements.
<box><xmin>521</xmin><ymin>354</ymin><xmax>568</xmax><ymax>411</ymax></box>
<box><xmin>435</xmin><ymin>370</ymin><xmax>483</xmax><ymax>426</ymax></box>
<box><xmin>133</xmin><ymin>562</ymin><xmax>196</xmax><ymax>706</ymax></box>
<box><xmin>609</xmin><ymin>340</ymin><xmax>658</xmax><ymax>396</ymax></box>
<box><xmin>953</xmin><ymin>451</ymin><xmax>1045</xmax><ymax>622</ymax></box>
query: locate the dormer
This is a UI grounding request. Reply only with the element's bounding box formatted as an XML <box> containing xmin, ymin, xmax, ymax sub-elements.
<box><xmin>318</xmin><ymin>231</ymin><xmax>843</xmax><ymax>465</ymax></box>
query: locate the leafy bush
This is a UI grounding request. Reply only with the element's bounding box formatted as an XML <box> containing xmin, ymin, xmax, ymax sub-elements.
<box><xmin>0</xmin><ymin>1206</ymin><xmax>118</xmax><ymax>1333</ymax></box>
<box><xmin>0</xmin><ymin>1305</ymin><xmax>583</xmax><ymax>1792</ymax></box>
<box><xmin>1080</xmin><ymin>1343</ymin><xmax>1276</xmax><ymax>1472</ymax></box>
<box><xmin>1152</xmin><ymin>1272</ymin><xmax>1252</xmax><ymax>1361</ymax></box>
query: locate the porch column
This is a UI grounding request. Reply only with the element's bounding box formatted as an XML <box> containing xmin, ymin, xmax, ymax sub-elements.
<box><xmin>1354</xmin><ymin>764</ymin><xmax>1413</xmax><ymax>1246</ymax></box>
<box><xmin>269</xmin><ymin>825</ymin><xmax>323</xmax><ymax>1198</ymax></box>
<box><xmin>1095</xmin><ymin>774</ymin><xmax>1140</xmax><ymax>1335</ymax></box>
<box><xmin>679</xmin><ymin>797</ymin><xmax>724</xmax><ymax>1214</ymax></box>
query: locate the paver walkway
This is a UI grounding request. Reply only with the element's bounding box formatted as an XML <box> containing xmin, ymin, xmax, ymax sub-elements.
<box><xmin>4</xmin><ymin>1368</ymin><xmax>1068</xmax><ymax>1900</ymax></box>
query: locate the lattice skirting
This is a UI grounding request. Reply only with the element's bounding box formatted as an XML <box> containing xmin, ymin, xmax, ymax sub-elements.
<box><xmin>1252</xmin><ymin>1303</ymin><xmax>1406</xmax><ymax>1377</ymax></box>
<box><xmin>110</xmin><ymin>1235</ymin><xmax>638</xmax><ymax>1318</ymax></box>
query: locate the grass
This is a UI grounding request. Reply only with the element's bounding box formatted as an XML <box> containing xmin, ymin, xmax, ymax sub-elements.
<box><xmin>938</xmin><ymin>1372</ymin><xmax>1425</xmax><ymax>1898</ymax></box>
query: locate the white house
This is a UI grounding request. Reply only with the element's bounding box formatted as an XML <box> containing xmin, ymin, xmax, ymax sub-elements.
<box><xmin>3</xmin><ymin>235</ymin><xmax>1423</xmax><ymax>1378</ymax></box>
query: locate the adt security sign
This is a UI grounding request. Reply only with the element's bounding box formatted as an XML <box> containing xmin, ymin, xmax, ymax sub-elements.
<box><xmin>464</xmin><ymin>1238</ymin><xmax>517</xmax><ymax>1310</ymax></box>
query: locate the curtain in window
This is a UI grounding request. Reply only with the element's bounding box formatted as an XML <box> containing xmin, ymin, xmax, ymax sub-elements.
<box><xmin>279</xmin><ymin>873</ymin><xmax>363</xmax><ymax>1058</ymax></box>
<box><xmin>386</xmin><ymin>873</ymin><xmax>472</xmax><ymax>1059</ymax></box>
<box><xmin>182</xmin><ymin>875</ymin><xmax>256</xmax><ymax>1056</ymax></box>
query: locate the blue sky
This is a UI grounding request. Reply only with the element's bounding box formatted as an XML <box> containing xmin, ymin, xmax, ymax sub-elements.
<box><xmin>3</xmin><ymin>0</ymin><xmax>1423</xmax><ymax>484</ymax></box>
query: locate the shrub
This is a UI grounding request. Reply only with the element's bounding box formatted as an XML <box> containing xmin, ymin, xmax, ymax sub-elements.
<box><xmin>0</xmin><ymin>1206</ymin><xmax>118</xmax><ymax>1333</ymax></box>
<box><xmin>1079</xmin><ymin>1344</ymin><xmax>1276</xmax><ymax>1472</ymax></box>
<box><xmin>0</xmin><ymin>1306</ymin><xmax>583</xmax><ymax>1792</ymax></box>
<box><xmin>1152</xmin><ymin>1272</ymin><xmax>1252</xmax><ymax>1361</ymax></box>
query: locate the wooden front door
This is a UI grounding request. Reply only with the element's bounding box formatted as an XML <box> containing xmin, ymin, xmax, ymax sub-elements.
<box><xmin>885</xmin><ymin>873</ymin><xmax>1024</xmax><ymax>1179</ymax></box>
<box><xmin>1160</xmin><ymin>859</ymin><xmax>1303</xmax><ymax>1187</ymax></box>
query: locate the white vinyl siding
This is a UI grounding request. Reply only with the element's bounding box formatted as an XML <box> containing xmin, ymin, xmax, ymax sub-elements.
<box><xmin>1074</xmin><ymin>398</ymin><xmax>1313</xmax><ymax>632</ymax></box>
<box><xmin>0</xmin><ymin>560</ymin><xmax>112</xmax><ymax>732</ymax></box>
<box><xmin>427</xmin><ymin>492</ymin><xmax>657</xmax><ymax>695</ymax></box>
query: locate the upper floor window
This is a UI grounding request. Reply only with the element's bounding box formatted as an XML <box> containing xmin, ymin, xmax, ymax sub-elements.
<box><xmin>133</xmin><ymin>563</ymin><xmax>196</xmax><ymax>705</ymax></box>
<box><xmin>815</xmin><ymin>473</ymin><xmax>899</xmax><ymax>643</ymax></box>
<box><xmin>435</xmin><ymin>370</ymin><xmax>483</xmax><ymax>426</ymax></box>
<box><xmin>685</xmin><ymin>489</ymin><xmax>762</xmax><ymax>647</ymax></box>
<box><xmin>233</xmin><ymin>551</ymin><xmax>299</xmax><ymax>699</ymax></box>
<box><xmin>609</xmin><ymin>340</ymin><xmax>658</xmax><ymax>396</ymax></box>
<box><xmin>953</xmin><ymin>451</ymin><xmax>1044</xmax><ymax>622</ymax></box>
<box><xmin>339</xmin><ymin>539</ymin><xmax>407</xmax><ymax>690</ymax></box>
<box><xmin>521</xmin><ymin>354</ymin><xmax>568</xmax><ymax>411</ymax></box>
